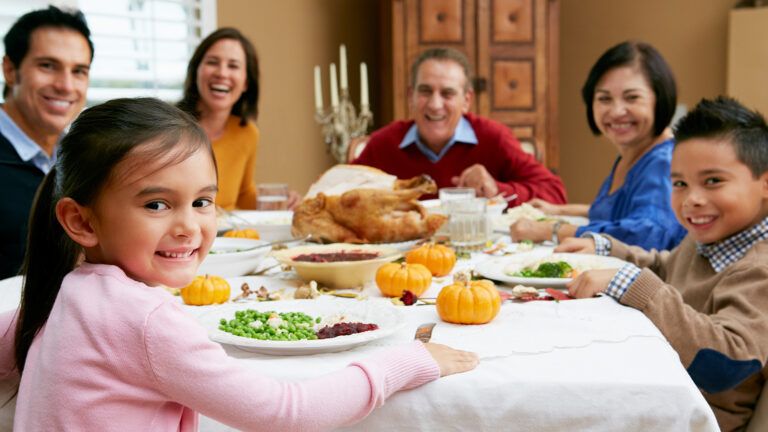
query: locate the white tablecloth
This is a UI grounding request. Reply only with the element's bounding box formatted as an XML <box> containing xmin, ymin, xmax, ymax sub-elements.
<box><xmin>0</xmin><ymin>245</ymin><xmax>720</xmax><ymax>432</ymax></box>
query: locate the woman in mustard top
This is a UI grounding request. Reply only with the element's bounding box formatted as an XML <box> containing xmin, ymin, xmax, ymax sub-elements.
<box><xmin>178</xmin><ymin>27</ymin><xmax>299</xmax><ymax>210</ymax></box>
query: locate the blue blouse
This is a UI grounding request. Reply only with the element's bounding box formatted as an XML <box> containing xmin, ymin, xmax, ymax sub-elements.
<box><xmin>575</xmin><ymin>138</ymin><xmax>687</xmax><ymax>250</ymax></box>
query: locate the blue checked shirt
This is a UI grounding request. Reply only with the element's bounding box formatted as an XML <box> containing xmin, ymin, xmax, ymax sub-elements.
<box><xmin>587</xmin><ymin>216</ymin><xmax>768</xmax><ymax>301</ymax></box>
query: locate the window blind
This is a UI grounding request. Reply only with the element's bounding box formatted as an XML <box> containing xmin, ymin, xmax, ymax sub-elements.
<box><xmin>0</xmin><ymin>0</ymin><xmax>217</xmax><ymax>105</ymax></box>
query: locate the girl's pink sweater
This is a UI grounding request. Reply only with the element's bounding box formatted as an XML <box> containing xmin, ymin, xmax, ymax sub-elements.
<box><xmin>0</xmin><ymin>263</ymin><xmax>439</xmax><ymax>431</ymax></box>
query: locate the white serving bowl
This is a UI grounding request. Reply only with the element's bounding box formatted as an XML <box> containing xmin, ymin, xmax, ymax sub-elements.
<box><xmin>218</xmin><ymin>210</ymin><xmax>294</xmax><ymax>242</ymax></box>
<box><xmin>198</xmin><ymin>237</ymin><xmax>271</xmax><ymax>277</ymax></box>
<box><xmin>272</xmin><ymin>243</ymin><xmax>401</xmax><ymax>289</ymax></box>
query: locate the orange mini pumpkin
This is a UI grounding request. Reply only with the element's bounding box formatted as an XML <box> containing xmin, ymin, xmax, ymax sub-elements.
<box><xmin>436</xmin><ymin>272</ymin><xmax>500</xmax><ymax>324</ymax></box>
<box><xmin>223</xmin><ymin>228</ymin><xmax>260</xmax><ymax>240</ymax></box>
<box><xmin>375</xmin><ymin>262</ymin><xmax>432</xmax><ymax>297</ymax></box>
<box><xmin>180</xmin><ymin>274</ymin><xmax>231</xmax><ymax>306</ymax></box>
<box><xmin>405</xmin><ymin>243</ymin><xmax>456</xmax><ymax>277</ymax></box>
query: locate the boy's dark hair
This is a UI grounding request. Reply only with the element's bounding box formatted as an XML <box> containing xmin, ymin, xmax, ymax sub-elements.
<box><xmin>411</xmin><ymin>47</ymin><xmax>473</xmax><ymax>92</ymax></box>
<box><xmin>3</xmin><ymin>5</ymin><xmax>94</xmax><ymax>97</ymax></box>
<box><xmin>15</xmin><ymin>98</ymin><xmax>213</xmax><ymax>375</ymax></box>
<box><xmin>177</xmin><ymin>27</ymin><xmax>260</xmax><ymax>125</ymax></box>
<box><xmin>582</xmin><ymin>41</ymin><xmax>677</xmax><ymax>137</ymax></box>
<box><xmin>674</xmin><ymin>96</ymin><xmax>768</xmax><ymax>178</ymax></box>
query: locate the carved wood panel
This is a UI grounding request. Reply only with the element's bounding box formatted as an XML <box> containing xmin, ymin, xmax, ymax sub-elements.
<box><xmin>420</xmin><ymin>0</ymin><xmax>463</xmax><ymax>42</ymax></box>
<box><xmin>492</xmin><ymin>59</ymin><xmax>534</xmax><ymax>110</ymax></box>
<box><xmin>492</xmin><ymin>0</ymin><xmax>533</xmax><ymax>43</ymax></box>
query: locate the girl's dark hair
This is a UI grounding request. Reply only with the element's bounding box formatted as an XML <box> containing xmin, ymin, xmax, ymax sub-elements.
<box><xmin>15</xmin><ymin>97</ymin><xmax>212</xmax><ymax>374</ymax></box>
<box><xmin>581</xmin><ymin>41</ymin><xmax>677</xmax><ymax>137</ymax></box>
<box><xmin>177</xmin><ymin>27</ymin><xmax>260</xmax><ymax>125</ymax></box>
<box><xmin>674</xmin><ymin>96</ymin><xmax>768</xmax><ymax>178</ymax></box>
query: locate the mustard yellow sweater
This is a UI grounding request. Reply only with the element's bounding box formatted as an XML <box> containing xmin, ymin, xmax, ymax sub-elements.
<box><xmin>212</xmin><ymin>116</ymin><xmax>259</xmax><ymax>210</ymax></box>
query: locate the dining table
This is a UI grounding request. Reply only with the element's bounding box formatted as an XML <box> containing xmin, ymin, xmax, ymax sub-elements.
<box><xmin>0</xmin><ymin>237</ymin><xmax>720</xmax><ymax>432</ymax></box>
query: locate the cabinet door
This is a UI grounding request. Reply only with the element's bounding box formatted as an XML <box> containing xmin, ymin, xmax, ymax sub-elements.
<box><xmin>475</xmin><ymin>0</ymin><xmax>559</xmax><ymax>169</ymax></box>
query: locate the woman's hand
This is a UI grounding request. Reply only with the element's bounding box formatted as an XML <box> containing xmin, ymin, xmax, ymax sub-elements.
<box><xmin>566</xmin><ymin>269</ymin><xmax>618</xmax><ymax>299</ymax></box>
<box><xmin>509</xmin><ymin>219</ymin><xmax>552</xmax><ymax>243</ymax></box>
<box><xmin>555</xmin><ymin>237</ymin><xmax>595</xmax><ymax>254</ymax></box>
<box><xmin>286</xmin><ymin>190</ymin><xmax>302</xmax><ymax>210</ymax></box>
<box><xmin>423</xmin><ymin>342</ymin><xmax>479</xmax><ymax>377</ymax></box>
<box><xmin>528</xmin><ymin>198</ymin><xmax>562</xmax><ymax>215</ymax></box>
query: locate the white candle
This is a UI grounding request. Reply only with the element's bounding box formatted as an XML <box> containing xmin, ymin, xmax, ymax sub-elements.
<box><xmin>360</xmin><ymin>62</ymin><xmax>369</xmax><ymax>108</ymax></box>
<box><xmin>313</xmin><ymin>65</ymin><xmax>323</xmax><ymax>112</ymax></box>
<box><xmin>330</xmin><ymin>63</ymin><xmax>339</xmax><ymax>109</ymax></box>
<box><xmin>339</xmin><ymin>44</ymin><xmax>348</xmax><ymax>90</ymax></box>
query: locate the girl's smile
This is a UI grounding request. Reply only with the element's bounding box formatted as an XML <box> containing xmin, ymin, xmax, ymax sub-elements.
<box><xmin>83</xmin><ymin>146</ymin><xmax>218</xmax><ymax>288</ymax></box>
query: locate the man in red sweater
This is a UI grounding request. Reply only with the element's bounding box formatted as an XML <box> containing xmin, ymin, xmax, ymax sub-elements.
<box><xmin>353</xmin><ymin>48</ymin><xmax>566</xmax><ymax>205</ymax></box>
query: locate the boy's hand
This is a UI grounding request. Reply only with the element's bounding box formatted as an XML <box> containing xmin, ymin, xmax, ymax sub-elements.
<box><xmin>423</xmin><ymin>342</ymin><xmax>479</xmax><ymax>377</ymax></box>
<box><xmin>566</xmin><ymin>269</ymin><xmax>618</xmax><ymax>298</ymax></box>
<box><xmin>555</xmin><ymin>237</ymin><xmax>595</xmax><ymax>254</ymax></box>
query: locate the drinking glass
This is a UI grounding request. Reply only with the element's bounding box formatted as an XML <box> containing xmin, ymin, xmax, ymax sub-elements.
<box><xmin>438</xmin><ymin>187</ymin><xmax>476</xmax><ymax>205</ymax></box>
<box><xmin>445</xmin><ymin>198</ymin><xmax>489</xmax><ymax>250</ymax></box>
<box><xmin>256</xmin><ymin>183</ymin><xmax>289</xmax><ymax>211</ymax></box>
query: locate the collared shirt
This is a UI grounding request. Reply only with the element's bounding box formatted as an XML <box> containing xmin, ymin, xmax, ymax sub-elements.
<box><xmin>398</xmin><ymin>116</ymin><xmax>478</xmax><ymax>163</ymax></box>
<box><xmin>592</xmin><ymin>215</ymin><xmax>768</xmax><ymax>301</ymax></box>
<box><xmin>696</xmin><ymin>216</ymin><xmax>768</xmax><ymax>273</ymax></box>
<box><xmin>0</xmin><ymin>106</ymin><xmax>56</xmax><ymax>173</ymax></box>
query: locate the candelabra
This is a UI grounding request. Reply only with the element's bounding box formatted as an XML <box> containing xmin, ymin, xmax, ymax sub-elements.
<box><xmin>313</xmin><ymin>45</ymin><xmax>373</xmax><ymax>163</ymax></box>
<box><xmin>315</xmin><ymin>92</ymin><xmax>372</xmax><ymax>163</ymax></box>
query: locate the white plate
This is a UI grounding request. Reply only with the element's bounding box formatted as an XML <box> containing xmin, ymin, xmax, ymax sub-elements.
<box><xmin>219</xmin><ymin>210</ymin><xmax>294</xmax><ymax>242</ymax></box>
<box><xmin>199</xmin><ymin>298</ymin><xmax>405</xmax><ymax>355</ymax></box>
<box><xmin>474</xmin><ymin>251</ymin><xmax>626</xmax><ymax>288</ymax></box>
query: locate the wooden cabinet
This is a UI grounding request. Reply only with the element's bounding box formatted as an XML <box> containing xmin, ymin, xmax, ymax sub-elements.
<box><xmin>387</xmin><ymin>0</ymin><xmax>560</xmax><ymax>170</ymax></box>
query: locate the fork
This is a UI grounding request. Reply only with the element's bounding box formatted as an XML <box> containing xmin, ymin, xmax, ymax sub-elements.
<box><xmin>414</xmin><ymin>322</ymin><xmax>436</xmax><ymax>343</ymax></box>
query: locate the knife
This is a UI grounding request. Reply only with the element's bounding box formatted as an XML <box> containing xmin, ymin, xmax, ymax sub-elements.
<box><xmin>414</xmin><ymin>322</ymin><xmax>436</xmax><ymax>343</ymax></box>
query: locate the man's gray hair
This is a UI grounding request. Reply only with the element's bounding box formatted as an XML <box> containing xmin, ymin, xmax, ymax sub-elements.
<box><xmin>410</xmin><ymin>47</ymin><xmax>473</xmax><ymax>92</ymax></box>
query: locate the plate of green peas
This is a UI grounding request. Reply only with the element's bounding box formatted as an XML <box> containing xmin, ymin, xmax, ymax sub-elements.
<box><xmin>199</xmin><ymin>297</ymin><xmax>405</xmax><ymax>355</ymax></box>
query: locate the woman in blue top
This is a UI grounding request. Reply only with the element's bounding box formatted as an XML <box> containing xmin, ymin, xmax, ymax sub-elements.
<box><xmin>510</xmin><ymin>41</ymin><xmax>686</xmax><ymax>250</ymax></box>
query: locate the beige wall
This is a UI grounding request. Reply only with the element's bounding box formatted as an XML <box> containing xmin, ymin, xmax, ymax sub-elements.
<box><xmin>218</xmin><ymin>0</ymin><xmax>737</xmax><ymax>201</ymax></box>
<box><xmin>217</xmin><ymin>0</ymin><xmax>379</xmax><ymax>194</ymax></box>
<box><xmin>559</xmin><ymin>0</ymin><xmax>735</xmax><ymax>202</ymax></box>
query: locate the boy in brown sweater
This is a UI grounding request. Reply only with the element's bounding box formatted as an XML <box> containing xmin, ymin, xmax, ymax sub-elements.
<box><xmin>558</xmin><ymin>96</ymin><xmax>768</xmax><ymax>431</ymax></box>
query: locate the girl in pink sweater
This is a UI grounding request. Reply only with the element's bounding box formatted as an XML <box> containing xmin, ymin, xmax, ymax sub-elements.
<box><xmin>0</xmin><ymin>98</ymin><xmax>477</xmax><ymax>431</ymax></box>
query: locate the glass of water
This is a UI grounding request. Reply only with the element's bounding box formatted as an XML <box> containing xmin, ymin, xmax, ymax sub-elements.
<box><xmin>256</xmin><ymin>183</ymin><xmax>289</xmax><ymax>211</ymax></box>
<box><xmin>445</xmin><ymin>198</ymin><xmax>488</xmax><ymax>250</ymax></box>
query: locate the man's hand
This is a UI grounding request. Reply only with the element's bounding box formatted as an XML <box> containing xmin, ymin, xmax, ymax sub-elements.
<box><xmin>555</xmin><ymin>237</ymin><xmax>595</xmax><ymax>254</ymax></box>
<box><xmin>509</xmin><ymin>219</ymin><xmax>551</xmax><ymax>243</ymax></box>
<box><xmin>566</xmin><ymin>269</ymin><xmax>618</xmax><ymax>299</ymax></box>
<box><xmin>451</xmin><ymin>164</ymin><xmax>498</xmax><ymax>198</ymax></box>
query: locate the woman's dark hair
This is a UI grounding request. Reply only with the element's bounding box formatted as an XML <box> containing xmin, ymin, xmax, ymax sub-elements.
<box><xmin>581</xmin><ymin>41</ymin><xmax>677</xmax><ymax>137</ymax></box>
<box><xmin>3</xmin><ymin>5</ymin><xmax>94</xmax><ymax>97</ymax></box>
<box><xmin>674</xmin><ymin>96</ymin><xmax>768</xmax><ymax>178</ymax></box>
<box><xmin>14</xmin><ymin>98</ymin><xmax>213</xmax><ymax>374</ymax></box>
<box><xmin>177</xmin><ymin>27</ymin><xmax>260</xmax><ymax>125</ymax></box>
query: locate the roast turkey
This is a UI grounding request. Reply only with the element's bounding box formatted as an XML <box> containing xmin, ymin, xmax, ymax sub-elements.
<box><xmin>292</xmin><ymin>165</ymin><xmax>447</xmax><ymax>243</ymax></box>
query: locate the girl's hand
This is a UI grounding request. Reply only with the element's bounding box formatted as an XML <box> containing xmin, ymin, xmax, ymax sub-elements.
<box><xmin>423</xmin><ymin>343</ymin><xmax>479</xmax><ymax>377</ymax></box>
<box><xmin>528</xmin><ymin>198</ymin><xmax>562</xmax><ymax>215</ymax></box>
<box><xmin>509</xmin><ymin>219</ymin><xmax>551</xmax><ymax>243</ymax></box>
<box><xmin>555</xmin><ymin>237</ymin><xmax>595</xmax><ymax>254</ymax></box>
<box><xmin>566</xmin><ymin>269</ymin><xmax>618</xmax><ymax>299</ymax></box>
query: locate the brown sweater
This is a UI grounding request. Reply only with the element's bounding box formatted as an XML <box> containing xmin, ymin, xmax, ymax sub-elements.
<box><xmin>608</xmin><ymin>235</ymin><xmax>768</xmax><ymax>431</ymax></box>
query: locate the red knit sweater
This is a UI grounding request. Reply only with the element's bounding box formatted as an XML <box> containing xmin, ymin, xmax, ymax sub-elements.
<box><xmin>353</xmin><ymin>113</ymin><xmax>567</xmax><ymax>204</ymax></box>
